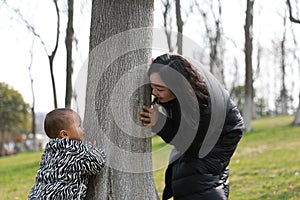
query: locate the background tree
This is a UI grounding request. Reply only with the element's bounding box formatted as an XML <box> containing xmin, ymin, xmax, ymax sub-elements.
<box><xmin>84</xmin><ymin>0</ymin><xmax>157</xmax><ymax>199</ymax></box>
<box><xmin>243</xmin><ymin>0</ymin><xmax>255</xmax><ymax>130</ymax></box>
<box><xmin>287</xmin><ymin>0</ymin><xmax>300</xmax><ymax>125</ymax></box>
<box><xmin>0</xmin><ymin>82</ymin><xmax>30</xmax><ymax>156</ymax></box>
<box><xmin>162</xmin><ymin>0</ymin><xmax>174</xmax><ymax>52</ymax></box>
<box><xmin>279</xmin><ymin>11</ymin><xmax>289</xmax><ymax>115</ymax></box>
<box><xmin>28</xmin><ymin>41</ymin><xmax>37</xmax><ymax>150</ymax></box>
<box><xmin>175</xmin><ymin>0</ymin><xmax>183</xmax><ymax>54</ymax></box>
<box><xmin>65</xmin><ymin>0</ymin><xmax>74</xmax><ymax>108</ymax></box>
<box><xmin>3</xmin><ymin>0</ymin><xmax>60</xmax><ymax>108</ymax></box>
<box><xmin>194</xmin><ymin>0</ymin><xmax>225</xmax><ymax>84</ymax></box>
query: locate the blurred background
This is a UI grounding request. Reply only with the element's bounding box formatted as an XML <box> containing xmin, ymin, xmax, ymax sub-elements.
<box><xmin>0</xmin><ymin>0</ymin><xmax>299</xmax><ymax>165</ymax></box>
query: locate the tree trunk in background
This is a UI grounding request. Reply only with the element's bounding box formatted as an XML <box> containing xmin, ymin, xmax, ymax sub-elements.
<box><xmin>175</xmin><ymin>0</ymin><xmax>183</xmax><ymax>54</ymax></box>
<box><xmin>48</xmin><ymin>0</ymin><xmax>60</xmax><ymax>109</ymax></box>
<box><xmin>84</xmin><ymin>0</ymin><xmax>158</xmax><ymax>199</ymax></box>
<box><xmin>28</xmin><ymin>45</ymin><xmax>37</xmax><ymax>150</ymax></box>
<box><xmin>287</xmin><ymin>0</ymin><xmax>300</xmax><ymax>125</ymax></box>
<box><xmin>162</xmin><ymin>0</ymin><xmax>173</xmax><ymax>52</ymax></box>
<box><xmin>65</xmin><ymin>0</ymin><xmax>74</xmax><ymax>108</ymax></box>
<box><xmin>292</xmin><ymin>95</ymin><xmax>300</xmax><ymax>125</ymax></box>
<box><xmin>243</xmin><ymin>0</ymin><xmax>254</xmax><ymax>131</ymax></box>
<box><xmin>195</xmin><ymin>0</ymin><xmax>225</xmax><ymax>85</ymax></box>
<box><xmin>279</xmin><ymin>13</ymin><xmax>288</xmax><ymax>115</ymax></box>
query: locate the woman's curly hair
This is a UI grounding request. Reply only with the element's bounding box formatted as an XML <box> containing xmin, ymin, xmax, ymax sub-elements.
<box><xmin>149</xmin><ymin>53</ymin><xmax>210</xmax><ymax>105</ymax></box>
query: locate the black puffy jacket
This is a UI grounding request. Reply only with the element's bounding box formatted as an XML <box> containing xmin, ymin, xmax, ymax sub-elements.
<box><xmin>152</xmin><ymin>95</ymin><xmax>244</xmax><ymax>200</ymax></box>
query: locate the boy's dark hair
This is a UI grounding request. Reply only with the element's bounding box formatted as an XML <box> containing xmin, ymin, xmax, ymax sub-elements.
<box><xmin>44</xmin><ymin>108</ymin><xmax>75</xmax><ymax>138</ymax></box>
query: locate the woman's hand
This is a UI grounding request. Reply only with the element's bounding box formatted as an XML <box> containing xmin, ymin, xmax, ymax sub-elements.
<box><xmin>140</xmin><ymin>103</ymin><xmax>158</xmax><ymax>127</ymax></box>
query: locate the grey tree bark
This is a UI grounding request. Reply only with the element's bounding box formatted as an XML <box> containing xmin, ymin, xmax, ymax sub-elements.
<box><xmin>28</xmin><ymin>43</ymin><xmax>37</xmax><ymax>150</ymax></box>
<box><xmin>293</xmin><ymin>95</ymin><xmax>300</xmax><ymax>125</ymax></box>
<box><xmin>243</xmin><ymin>0</ymin><xmax>254</xmax><ymax>130</ymax></box>
<box><xmin>65</xmin><ymin>0</ymin><xmax>74</xmax><ymax>108</ymax></box>
<box><xmin>162</xmin><ymin>0</ymin><xmax>174</xmax><ymax>52</ymax></box>
<box><xmin>175</xmin><ymin>0</ymin><xmax>183</xmax><ymax>54</ymax></box>
<box><xmin>279</xmin><ymin>13</ymin><xmax>288</xmax><ymax>115</ymax></box>
<box><xmin>84</xmin><ymin>0</ymin><xmax>158</xmax><ymax>199</ymax></box>
<box><xmin>287</xmin><ymin>0</ymin><xmax>300</xmax><ymax>125</ymax></box>
<box><xmin>48</xmin><ymin>0</ymin><xmax>60</xmax><ymax>108</ymax></box>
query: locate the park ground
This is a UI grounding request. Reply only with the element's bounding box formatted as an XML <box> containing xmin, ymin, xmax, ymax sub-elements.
<box><xmin>0</xmin><ymin>115</ymin><xmax>299</xmax><ymax>200</ymax></box>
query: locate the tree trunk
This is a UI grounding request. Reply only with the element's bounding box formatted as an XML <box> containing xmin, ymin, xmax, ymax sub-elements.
<box><xmin>84</xmin><ymin>0</ymin><xmax>158</xmax><ymax>199</ymax></box>
<box><xmin>49</xmin><ymin>0</ymin><xmax>60</xmax><ymax>109</ymax></box>
<box><xmin>243</xmin><ymin>0</ymin><xmax>254</xmax><ymax>131</ymax></box>
<box><xmin>29</xmin><ymin>43</ymin><xmax>37</xmax><ymax>151</ymax></box>
<box><xmin>0</xmin><ymin>130</ymin><xmax>4</xmax><ymax>156</ymax></box>
<box><xmin>65</xmin><ymin>0</ymin><xmax>74</xmax><ymax>108</ymax></box>
<box><xmin>175</xmin><ymin>0</ymin><xmax>183</xmax><ymax>54</ymax></box>
<box><xmin>292</xmin><ymin>95</ymin><xmax>300</xmax><ymax>125</ymax></box>
<box><xmin>195</xmin><ymin>0</ymin><xmax>225</xmax><ymax>85</ymax></box>
<box><xmin>162</xmin><ymin>0</ymin><xmax>173</xmax><ymax>52</ymax></box>
<box><xmin>286</xmin><ymin>0</ymin><xmax>300</xmax><ymax>125</ymax></box>
<box><xmin>280</xmin><ymin>14</ymin><xmax>288</xmax><ymax>115</ymax></box>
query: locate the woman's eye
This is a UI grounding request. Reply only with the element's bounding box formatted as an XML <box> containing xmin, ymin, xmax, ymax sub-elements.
<box><xmin>157</xmin><ymin>88</ymin><xmax>163</xmax><ymax>92</ymax></box>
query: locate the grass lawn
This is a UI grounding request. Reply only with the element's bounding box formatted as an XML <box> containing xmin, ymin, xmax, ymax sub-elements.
<box><xmin>0</xmin><ymin>151</ymin><xmax>42</xmax><ymax>199</ymax></box>
<box><xmin>152</xmin><ymin>115</ymin><xmax>300</xmax><ymax>199</ymax></box>
<box><xmin>0</xmin><ymin>115</ymin><xmax>299</xmax><ymax>199</ymax></box>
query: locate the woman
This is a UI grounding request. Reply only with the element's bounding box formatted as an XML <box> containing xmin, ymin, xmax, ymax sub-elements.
<box><xmin>140</xmin><ymin>54</ymin><xmax>244</xmax><ymax>200</ymax></box>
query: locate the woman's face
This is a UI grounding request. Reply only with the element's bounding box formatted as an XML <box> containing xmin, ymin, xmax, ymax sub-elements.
<box><xmin>150</xmin><ymin>72</ymin><xmax>176</xmax><ymax>103</ymax></box>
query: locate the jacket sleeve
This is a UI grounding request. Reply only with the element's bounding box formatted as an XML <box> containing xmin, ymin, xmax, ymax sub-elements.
<box><xmin>222</xmin><ymin>99</ymin><xmax>245</xmax><ymax>133</ymax></box>
<box><xmin>152</xmin><ymin>112</ymin><xmax>179</xmax><ymax>144</ymax></box>
<box><xmin>80</xmin><ymin>144</ymin><xmax>106</xmax><ymax>175</ymax></box>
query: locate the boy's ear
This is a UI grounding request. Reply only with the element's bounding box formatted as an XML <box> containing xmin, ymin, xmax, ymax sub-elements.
<box><xmin>59</xmin><ymin>130</ymin><xmax>69</xmax><ymax>138</ymax></box>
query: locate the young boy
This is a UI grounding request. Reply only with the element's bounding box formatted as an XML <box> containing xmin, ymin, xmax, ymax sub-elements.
<box><xmin>28</xmin><ymin>108</ymin><xmax>106</xmax><ymax>200</ymax></box>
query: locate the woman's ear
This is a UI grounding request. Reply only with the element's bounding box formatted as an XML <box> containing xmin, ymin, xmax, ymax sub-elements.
<box><xmin>59</xmin><ymin>130</ymin><xmax>69</xmax><ymax>138</ymax></box>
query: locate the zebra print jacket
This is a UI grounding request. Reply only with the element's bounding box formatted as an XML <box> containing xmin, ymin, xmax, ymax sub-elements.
<box><xmin>28</xmin><ymin>138</ymin><xmax>106</xmax><ymax>200</ymax></box>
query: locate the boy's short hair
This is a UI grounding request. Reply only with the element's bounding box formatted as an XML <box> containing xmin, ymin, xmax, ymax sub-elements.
<box><xmin>44</xmin><ymin>108</ymin><xmax>75</xmax><ymax>138</ymax></box>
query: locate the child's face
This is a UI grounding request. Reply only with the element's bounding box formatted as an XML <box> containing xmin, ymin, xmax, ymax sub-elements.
<box><xmin>64</xmin><ymin>113</ymin><xmax>85</xmax><ymax>141</ymax></box>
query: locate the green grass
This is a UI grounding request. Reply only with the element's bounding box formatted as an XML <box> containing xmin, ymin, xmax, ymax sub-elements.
<box><xmin>152</xmin><ymin>115</ymin><xmax>300</xmax><ymax>200</ymax></box>
<box><xmin>1</xmin><ymin>115</ymin><xmax>299</xmax><ymax>199</ymax></box>
<box><xmin>0</xmin><ymin>151</ymin><xmax>42</xmax><ymax>199</ymax></box>
<box><xmin>229</xmin><ymin>115</ymin><xmax>300</xmax><ymax>200</ymax></box>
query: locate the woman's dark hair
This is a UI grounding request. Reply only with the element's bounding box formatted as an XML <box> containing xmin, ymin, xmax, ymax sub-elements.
<box><xmin>149</xmin><ymin>53</ymin><xmax>210</xmax><ymax>105</ymax></box>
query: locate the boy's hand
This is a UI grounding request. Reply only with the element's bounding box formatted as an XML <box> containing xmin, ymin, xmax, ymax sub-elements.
<box><xmin>86</xmin><ymin>140</ymin><xmax>97</xmax><ymax>147</ymax></box>
<box><xmin>140</xmin><ymin>103</ymin><xmax>158</xmax><ymax>127</ymax></box>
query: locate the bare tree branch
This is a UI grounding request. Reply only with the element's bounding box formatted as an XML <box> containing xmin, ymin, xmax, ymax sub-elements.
<box><xmin>287</xmin><ymin>0</ymin><xmax>300</xmax><ymax>23</ymax></box>
<box><xmin>4</xmin><ymin>0</ymin><xmax>61</xmax><ymax>108</ymax></box>
<box><xmin>28</xmin><ymin>39</ymin><xmax>37</xmax><ymax>151</ymax></box>
<box><xmin>3</xmin><ymin>2</ymin><xmax>48</xmax><ymax>54</ymax></box>
<box><xmin>48</xmin><ymin>0</ymin><xmax>60</xmax><ymax>108</ymax></box>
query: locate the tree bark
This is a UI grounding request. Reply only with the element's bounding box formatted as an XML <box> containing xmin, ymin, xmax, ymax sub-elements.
<box><xmin>162</xmin><ymin>0</ymin><xmax>173</xmax><ymax>52</ymax></box>
<box><xmin>48</xmin><ymin>0</ymin><xmax>60</xmax><ymax>109</ymax></box>
<box><xmin>280</xmin><ymin>13</ymin><xmax>288</xmax><ymax>114</ymax></box>
<box><xmin>65</xmin><ymin>0</ymin><xmax>74</xmax><ymax>108</ymax></box>
<box><xmin>175</xmin><ymin>0</ymin><xmax>183</xmax><ymax>54</ymax></box>
<box><xmin>292</xmin><ymin>95</ymin><xmax>300</xmax><ymax>125</ymax></box>
<box><xmin>243</xmin><ymin>0</ymin><xmax>254</xmax><ymax>130</ymax></box>
<box><xmin>286</xmin><ymin>0</ymin><xmax>300</xmax><ymax>125</ymax></box>
<box><xmin>84</xmin><ymin>0</ymin><xmax>158</xmax><ymax>199</ymax></box>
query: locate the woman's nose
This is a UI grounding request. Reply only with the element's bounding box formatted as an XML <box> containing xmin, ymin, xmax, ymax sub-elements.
<box><xmin>152</xmin><ymin>88</ymin><xmax>158</xmax><ymax>96</ymax></box>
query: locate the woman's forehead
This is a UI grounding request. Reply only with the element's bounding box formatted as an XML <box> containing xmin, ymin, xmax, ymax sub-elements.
<box><xmin>150</xmin><ymin>72</ymin><xmax>167</xmax><ymax>87</ymax></box>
